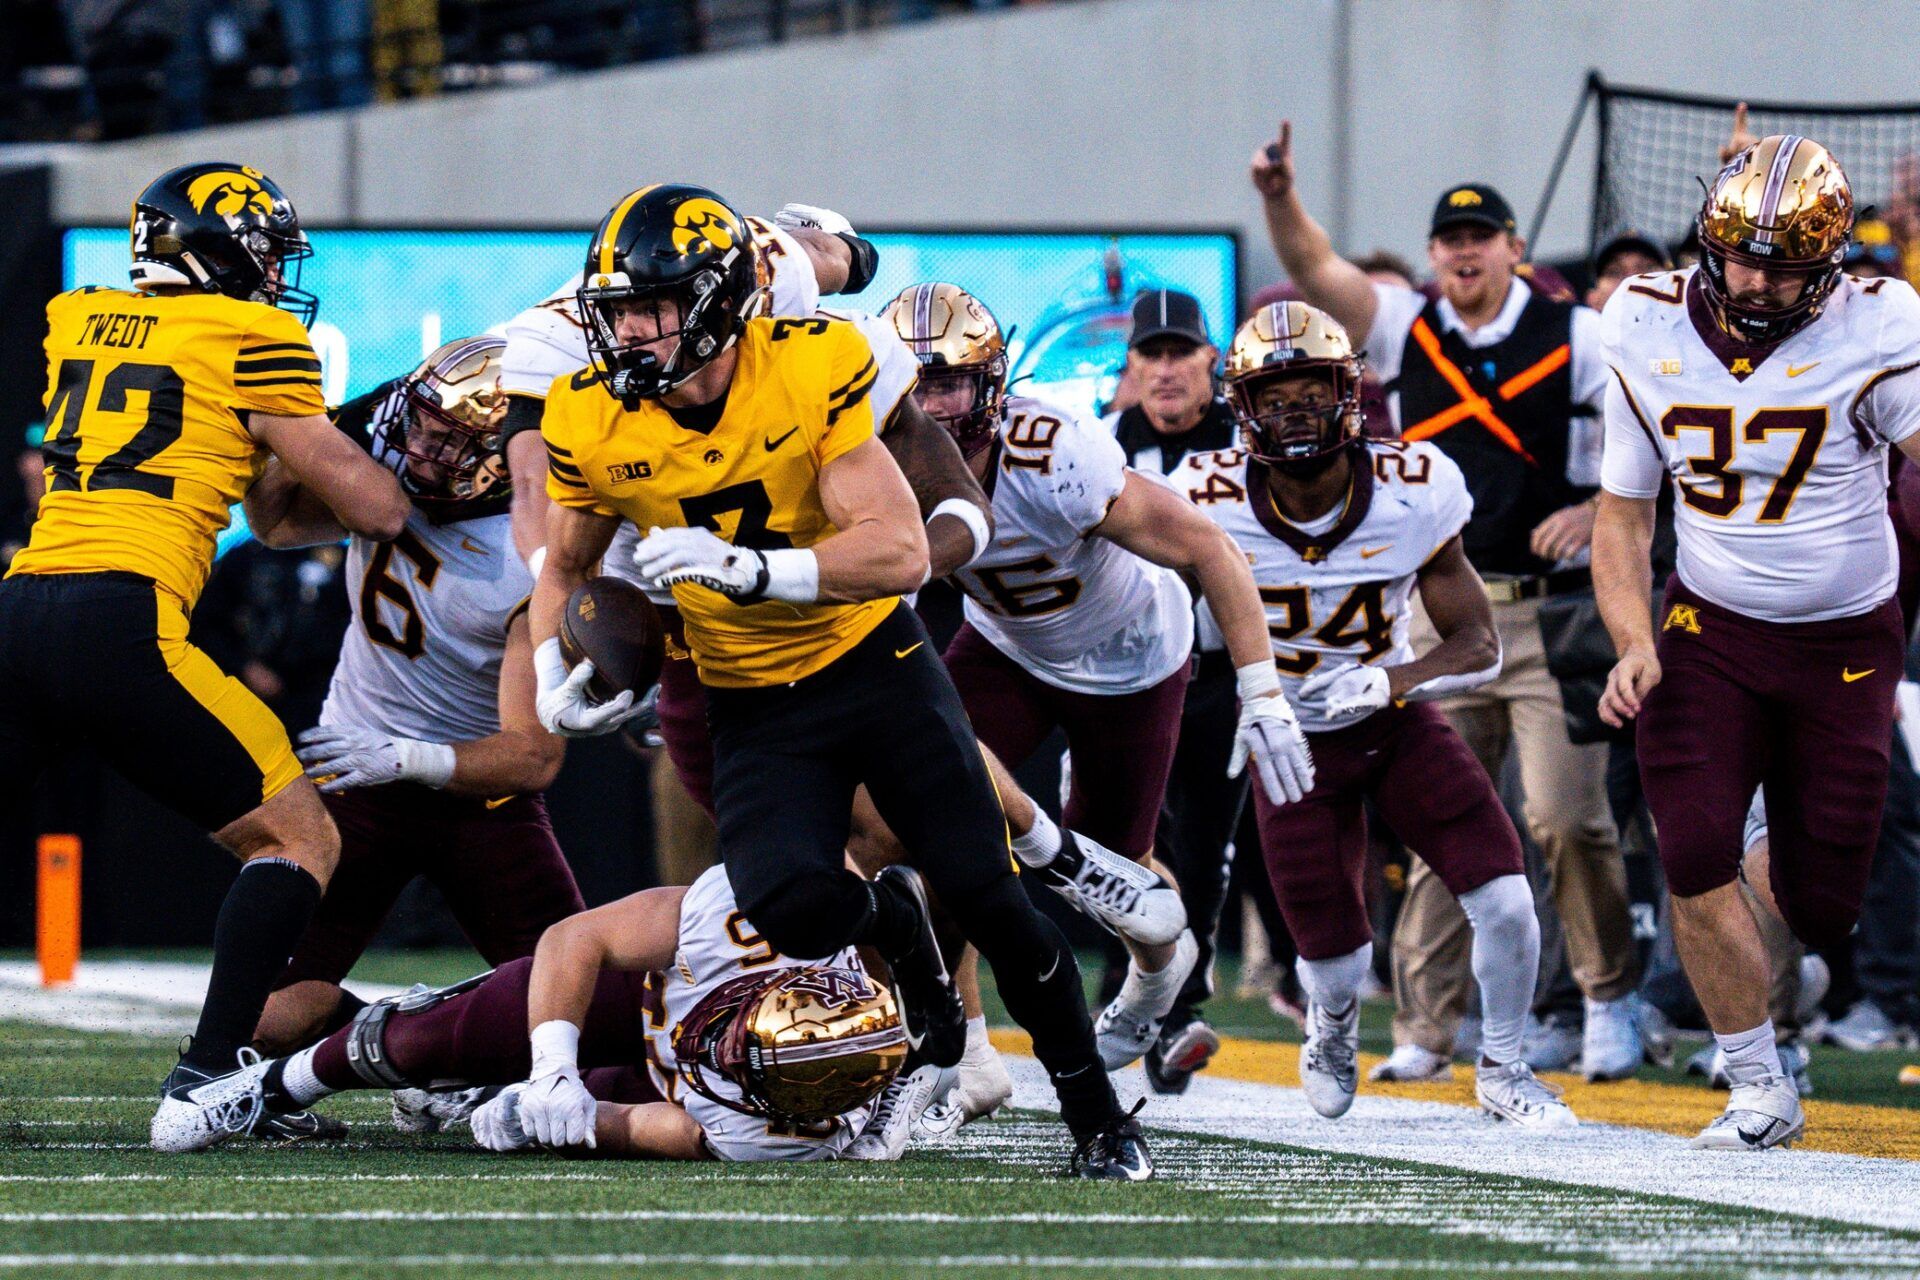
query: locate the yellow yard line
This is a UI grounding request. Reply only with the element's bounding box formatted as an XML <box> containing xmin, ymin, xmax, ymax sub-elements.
<box><xmin>989</xmin><ymin>1030</ymin><xmax>1920</xmax><ymax>1161</ymax></box>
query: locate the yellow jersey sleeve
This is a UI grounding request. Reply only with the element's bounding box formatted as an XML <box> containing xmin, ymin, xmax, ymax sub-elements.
<box><xmin>816</xmin><ymin>322</ymin><xmax>880</xmax><ymax>466</ymax></box>
<box><xmin>230</xmin><ymin>308</ymin><xmax>325</xmax><ymax>416</ymax></box>
<box><xmin>542</xmin><ymin>370</ymin><xmax>619</xmax><ymax>517</ymax></box>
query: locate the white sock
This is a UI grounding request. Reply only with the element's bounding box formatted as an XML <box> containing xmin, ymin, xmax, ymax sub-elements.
<box><xmin>280</xmin><ymin>1046</ymin><xmax>334</xmax><ymax>1108</ymax></box>
<box><xmin>1715</xmin><ymin>1020</ymin><xmax>1783</xmax><ymax>1086</ymax></box>
<box><xmin>1295</xmin><ymin>942</ymin><xmax>1372</xmax><ymax>1014</ymax></box>
<box><xmin>1011</xmin><ymin>805</ymin><xmax>1063</xmax><ymax>869</ymax></box>
<box><xmin>1458</xmin><ymin>874</ymin><xmax>1539</xmax><ymax>1066</ymax></box>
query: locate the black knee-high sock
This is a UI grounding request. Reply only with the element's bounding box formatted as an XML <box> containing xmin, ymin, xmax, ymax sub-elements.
<box><xmin>187</xmin><ymin>857</ymin><xmax>322</xmax><ymax>1071</ymax></box>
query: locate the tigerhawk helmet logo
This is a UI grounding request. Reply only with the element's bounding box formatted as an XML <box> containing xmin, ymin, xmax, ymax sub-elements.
<box><xmin>671</xmin><ymin>198</ymin><xmax>740</xmax><ymax>256</ymax></box>
<box><xmin>185</xmin><ymin>169</ymin><xmax>273</xmax><ymax>220</ymax></box>
<box><xmin>1448</xmin><ymin>189</ymin><xmax>1482</xmax><ymax>207</ymax></box>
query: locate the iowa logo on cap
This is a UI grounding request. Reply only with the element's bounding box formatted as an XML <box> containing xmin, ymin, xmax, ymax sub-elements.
<box><xmin>1448</xmin><ymin>189</ymin><xmax>1483</xmax><ymax>208</ymax></box>
<box><xmin>671</xmin><ymin>198</ymin><xmax>740</xmax><ymax>256</ymax></box>
<box><xmin>186</xmin><ymin>167</ymin><xmax>273</xmax><ymax>220</ymax></box>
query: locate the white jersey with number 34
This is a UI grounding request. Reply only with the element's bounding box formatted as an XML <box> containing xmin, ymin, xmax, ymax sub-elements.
<box><xmin>1600</xmin><ymin>268</ymin><xmax>1920</xmax><ymax>622</ymax></box>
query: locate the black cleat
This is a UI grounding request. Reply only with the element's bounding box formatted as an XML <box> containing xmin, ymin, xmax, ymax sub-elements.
<box><xmin>250</xmin><ymin>1108</ymin><xmax>349</xmax><ymax>1142</ymax></box>
<box><xmin>1145</xmin><ymin>1017</ymin><xmax>1220</xmax><ymax>1095</ymax></box>
<box><xmin>875</xmin><ymin>865</ymin><xmax>966</xmax><ymax>1068</ymax></box>
<box><xmin>1067</xmin><ymin>1101</ymin><xmax>1153</xmax><ymax>1181</ymax></box>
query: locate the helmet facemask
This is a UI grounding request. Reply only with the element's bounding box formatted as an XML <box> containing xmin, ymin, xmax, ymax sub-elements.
<box><xmin>579</xmin><ymin>259</ymin><xmax>761</xmax><ymax>409</ymax></box>
<box><xmin>914</xmin><ymin>360</ymin><xmax>1006</xmax><ymax>458</ymax></box>
<box><xmin>1230</xmin><ymin>361</ymin><xmax>1363</xmax><ymax>476</ymax></box>
<box><xmin>380</xmin><ymin>336</ymin><xmax>510</xmax><ymax>517</ymax></box>
<box><xmin>1696</xmin><ymin>231</ymin><xmax>1844</xmax><ymax>347</ymax></box>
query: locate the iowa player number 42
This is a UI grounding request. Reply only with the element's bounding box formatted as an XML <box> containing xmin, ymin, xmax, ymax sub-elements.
<box><xmin>42</xmin><ymin>358</ymin><xmax>188</xmax><ymax>498</ymax></box>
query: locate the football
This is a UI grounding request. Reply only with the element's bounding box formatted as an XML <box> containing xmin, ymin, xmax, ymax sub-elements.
<box><xmin>558</xmin><ymin>575</ymin><xmax>667</xmax><ymax>705</ymax></box>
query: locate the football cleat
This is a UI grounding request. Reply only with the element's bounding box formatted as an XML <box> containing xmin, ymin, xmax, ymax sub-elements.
<box><xmin>1692</xmin><ymin>1074</ymin><xmax>1804</xmax><ymax>1150</ymax></box>
<box><xmin>845</xmin><ymin>1060</ymin><xmax>956</xmax><ymax>1161</ymax></box>
<box><xmin>151</xmin><ymin>1051</ymin><xmax>269</xmax><ymax>1153</ymax></box>
<box><xmin>1067</xmin><ymin>1101</ymin><xmax>1153</xmax><ymax>1181</ymax></box>
<box><xmin>1032</xmin><ymin>832</ymin><xmax>1187</xmax><ymax>947</ymax></box>
<box><xmin>1145</xmin><ymin>1017</ymin><xmax>1221</xmax><ymax>1095</ymax></box>
<box><xmin>393</xmin><ymin>1085</ymin><xmax>498</xmax><ymax>1135</ymax></box>
<box><xmin>1824</xmin><ymin>999</ymin><xmax>1919</xmax><ymax>1053</ymax></box>
<box><xmin>1475</xmin><ymin>1060</ymin><xmax>1578</xmax><ymax>1129</ymax></box>
<box><xmin>1582</xmin><ymin>994</ymin><xmax>1643</xmax><ymax>1082</ymax></box>
<box><xmin>1368</xmin><ymin>1043</ymin><xmax>1453</xmax><ymax>1083</ymax></box>
<box><xmin>1094</xmin><ymin>930</ymin><xmax>1198</xmax><ymax>1071</ymax></box>
<box><xmin>1522</xmin><ymin>1013</ymin><xmax>1582</xmax><ymax>1073</ymax></box>
<box><xmin>249</xmin><ymin>1108</ymin><xmax>348</xmax><ymax>1142</ymax></box>
<box><xmin>1300</xmin><ymin>1000</ymin><xmax>1360</xmax><ymax>1119</ymax></box>
<box><xmin>874</xmin><ymin>866</ymin><xmax>966</xmax><ymax>1069</ymax></box>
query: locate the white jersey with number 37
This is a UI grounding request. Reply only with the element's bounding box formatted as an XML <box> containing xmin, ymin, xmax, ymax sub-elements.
<box><xmin>642</xmin><ymin>866</ymin><xmax>871</xmax><ymax>1163</ymax></box>
<box><xmin>1600</xmin><ymin>268</ymin><xmax>1920</xmax><ymax>622</ymax></box>
<box><xmin>1181</xmin><ymin>441</ymin><xmax>1471</xmax><ymax>733</ymax></box>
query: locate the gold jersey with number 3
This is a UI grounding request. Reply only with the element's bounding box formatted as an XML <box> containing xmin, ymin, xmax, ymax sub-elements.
<box><xmin>542</xmin><ymin>314</ymin><xmax>904</xmax><ymax>688</ymax></box>
<box><xmin>9</xmin><ymin>286</ymin><xmax>326</xmax><ymax>607</ymax></box>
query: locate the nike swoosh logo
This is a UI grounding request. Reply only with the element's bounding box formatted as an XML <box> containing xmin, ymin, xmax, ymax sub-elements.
<box><xmin>901</xmin><ymin>1022</ymin><xmax>925</xmax><ymax>1052</ymax></box>
<box><xmin>1037</xmin><ymin>952</ymin><xmax>1061</xmax><ymax>983</ymax></box>
<box><xmin>1736</xmin><ymin>1122</ymin><xmax>1781</xmax><ymax>1147</ymax></box>
<box><xmin>1359</xmin><ymin>544</ymin><xmax>1393</xmax><ymax>559</ymax></box>
<box><xmin>484</xmin><ymin>796</ymin><xmax>516</xmax><ymax>810</ymax></box>
<box><xmin>1786</xmin><ymin>361</ymin><xmax>1821</xmax><ymax>378</ymax></box>
<box><xmin>461</xmin><ymin>536</ymin><xmax>489</xmax><ymax>555</ymax></box>
<box><xmin>895</xmin><ymin>643</ymin><xmax>924</xmax><ymax>659</ymax></box>
<box><xmin>1843</xmin><ymin>667</ymin><xmax>1876</xmax><ymax>682</ymax></box>
<box><xmin>765</xmin><ymin>427</ymin><xmax>800</xmax><ymax>451</ymax></box>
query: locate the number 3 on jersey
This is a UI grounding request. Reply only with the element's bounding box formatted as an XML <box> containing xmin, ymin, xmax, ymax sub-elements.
<box><xmin>1660</xmin><ymin>405</ymin><xmax>1826</xmax><ymax>523</ymax></box>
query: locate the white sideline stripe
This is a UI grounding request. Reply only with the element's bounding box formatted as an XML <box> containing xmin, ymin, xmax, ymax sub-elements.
<box><xmin>0</xmin><ymin>1255</ymin><xmax>1694</xmax><ymax>1274</ymax></box>
<box><xmin>1006</xmin><ymin>1059</ymin><xmax>1920</xmax><ymax>1235</ymax></box>
<box><xmin>0</xmin><ymin>1211</ymin><xmax>1288</xmax><ymax>1225</ymax></box>
<box><xmin>0</xmin><ymin>962</ymin><xmax>408</xmax><ymax>1037</ymax></box>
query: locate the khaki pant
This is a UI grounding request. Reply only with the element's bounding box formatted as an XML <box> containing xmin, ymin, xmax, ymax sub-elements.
<box><xmin>1391</xmin><ymin>595</ymin><xmax>1636</xmax><ymax>1054</ymax></box>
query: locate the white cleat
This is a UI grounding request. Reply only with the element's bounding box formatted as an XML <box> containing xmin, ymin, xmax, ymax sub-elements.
<box><xmin>1368</xmin><ymin>1043</ymin><xmax>1453</xmax><ymax>1083</ymax></box>
<box><xmin>393</xmin><ymin>1085</ymin><xmax>494</xmax><ymax>1135</ymax></box>
<box><xmin>1475</xmin><ymin>1060</ymin><xmax>1578</xmax><ymax>1129</ymax></box>
<box><xmin>1039</xmin><ymin>833</ymin><xmax>1187</xmax><ymax>947</ymax></box>
<box><xmin>151</xmin><ymin>1052</ymin><xmax>270</xmax><ymax>1153</ymax></box>
<box><xmin>1299</xmin><ymin>1000</ymin><xmax>1360</xmax><ymax>1119</ymax></box>
<box><xmin>1582</xmin><ymin>994</ymin><xmax>1643</xmax><ymax>1082</ymax></box>
<box><xmin>917</xmin><ymin>1033</ymin><xmax>1015</xmax><ymax>1140</ymax></box>
<box><xmin>845</xmin><ymin>1061</ymin><xmax>956</xmax><ymax>1161</ymax></box>
<box><xmin>1692</xmin><ymin>1075</ymin><xmax>1804</xmax><ymax>1151</ymax></box>
<box><xmin>1094</xmin><ymin>930</ymin><xmax>1199</xmax><ymax>1070</ymax></box>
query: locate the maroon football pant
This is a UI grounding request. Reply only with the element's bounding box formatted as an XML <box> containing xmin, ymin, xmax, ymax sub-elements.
<box><xmin>1252</xmin><ymin>702</ymin><xmax>1523</xmax><ymax>961</ymax></box>
<box><xmin>309</xmin><ymin>956</ymin><xmax>662</xmax><ymax>1101</ymax></box>
<box><xmin>274</xmin><ymin>786</ymin><xmax>585</xmax><ymax>989</ymax></box>
<box><xmin>943</xmin><ymin>622</ymin><xmax>1189</xmax><ymax>858</ymax></box>
<box><xmin>655</xmin><ymin>646</ymin><xmax>716</xmax><ymax>818</ymax></box>
<box><xmin>1638</xmin><ymin>575</ymin><xmax>1904</xmax><ymax>949</ymax></box>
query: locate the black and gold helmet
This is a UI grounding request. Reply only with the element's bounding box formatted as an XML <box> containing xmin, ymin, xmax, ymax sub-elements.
<box><xmin>383</xmin><ymin>335</ymin><xmax>512</xmax><ymax>519</ymax></box>
<box><xmin>129</xmin><ymin>162</ymin><xmax>316</xmax><ymax>326</ymax></box>
<box><xmin>578</xmin><ymin>184</ymin><xmax>764</xmax><ymax>407</ymax></box>
<box><xmin>1224</xmin><ymin>302</ymin><xmax>1364</xmax><ymax>467</ymax></box>
<box><xmin>880</xmin><ymin>282</ymin><xmax>1008</xmax><ymax>457</ymax></box>
<box><xmin>1697</xmin><ymin>135</ymin><xmax>1855</xmax><ymax>346</ymax></box>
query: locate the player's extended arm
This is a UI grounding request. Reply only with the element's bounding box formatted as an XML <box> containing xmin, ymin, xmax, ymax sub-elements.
<box><xmin>506</xmin><ymin>416</ymin><xmax>552</xmax><ymax>567</ymax></box>
<box><xmin>882</xmin><ymin>395</ymin><xmax>994</xmax><ymax>575</ymax></box>
<box><xmin>248</xmin><ymin>411</ymin><xmax>409</xmax><ymax>542</ymax></box>
<box><xmin>440</xmin><ymin>611</ymin><xmax>566</xmax><ymax>795</ymax></box>
<box><xmin>1249</xmin><ymin>120</ymin><xmax>1380</xmax><ymax>345</ymax></box>
<box><xmin>592</xmin><ymin>1100</ymin><xmax>711</xmax><ymax>1160</ymax></box>
<box><xmin>530</xmin><ymin>503</ymin><xmax>619</xmax><ymax>652</ymax></box>
<box><xmin>812</xmin><ymin>435</ymin><xmax>933</xmax><ymax>601</ymax></box>
<box><xmin>786</xmin><ymin>226</ymin><xmax>852</xmax><ymax>294</ymax></box>
<box><xmin>243</xmin><ymin>457</ymin><xmax>352</xmax><ymax>548</ymax></box>
<box><xmin>1395</xmin><ymin>536</ymin><xmax>1502</xmax><ymax>698</ymax></box>
<box><xmin>1593</xmin><ymin>490</ymin><xmax>1662</xmax><ymax>726</ymax></box>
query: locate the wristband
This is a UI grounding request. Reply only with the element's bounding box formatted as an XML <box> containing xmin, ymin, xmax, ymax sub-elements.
<box><xmin>392</xmin><ymin>737</ymin><xmax>457</xmax><ymax>789</ymax></box>
<box><xmin>529</xmin><ymin>1019</ymin><xmax>581</xmax><ymax>1077</ymax></box>
<box><xmin>534</xmin><ymin>636</ymin><xmax>571</xmax><ymax>694</ymax></box>
<box><xmin>760</xmin><ymin>548</ymin><xmax>820</xmax><ymax>604</ymax></box>
<box><xmin>928</xmin><ymin>498</ymin><xmax>991</xmax><ymax>567</ymax></box>
<box><xmin>836</xmin><ymin>232</ymin><xmax>880</xmax><ymax>293</ymax></box>
<box><xmin>498</xmin><ymin>394</ymin><xmax>546</xmax><ymax>448</ymax></box>
<box><xmin>1235</xmin><ymin>659</ymin><xmax>1282</xmax><ymax>701</ymax></box>
<box><xmin>527</xmin><ymin>545</ymin><xmax>547</xmax><ymax>579</ymax></box>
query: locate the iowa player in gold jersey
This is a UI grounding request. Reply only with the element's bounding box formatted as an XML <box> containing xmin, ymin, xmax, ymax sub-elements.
<box><xmin>530</xmin><ymin>186</ymin><xmax>1150</xmax><ymax>1178</ymax></box>
<box><xmin>0</xmin><ymin>163</ymin><xmax>408</xmax><ymax>1151</ymax></box>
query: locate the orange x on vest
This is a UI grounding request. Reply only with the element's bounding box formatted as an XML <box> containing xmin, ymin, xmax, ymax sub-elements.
<box><xmin>1400</xmin><ymin>316</ymin><xmax>1569</xmax><ymax>467</ymax></box>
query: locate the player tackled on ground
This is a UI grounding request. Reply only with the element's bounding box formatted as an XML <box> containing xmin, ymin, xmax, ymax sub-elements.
<box><xmin>0</xmin><ymin>163</ymin><xmax>409</xmax><ymax>1151</ymax></box>
<box><xmin>1186</xmin><ymin>302</ymin><xmax>1574</xmax><ymax>1127</ymax></box>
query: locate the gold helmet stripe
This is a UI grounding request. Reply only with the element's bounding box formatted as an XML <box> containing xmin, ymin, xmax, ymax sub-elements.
<box><xmin>1755</xmin><ymin>135</ymin><xmax>1805</xmax><ymax>244</ymax></box>
<box><xmin>596</xmin><ymin>184</ymin><xmax>661</xmax><ymax>276</ymax></box>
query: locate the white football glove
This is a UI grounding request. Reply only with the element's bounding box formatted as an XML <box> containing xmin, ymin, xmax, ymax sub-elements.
<box><xmin>295</xmin><ymin>726</ymin><xmax>455</xmax><ymax>792</ymax></box>
<box><xmin>533</xmin><ymin>637</ymin><xmax>649</xmax><ymax>738</ymax></box>
<box><xmin>470</xmin><ymin>1082</ymin><xmax>534</xmax><ymax>1152</ymax></box>
<box><xmin>519</xmin><ymin>1019</ymin><xmax>596</xmax><ymax>1148</ymax></box>
<box><xmin>773</xmin><ymin>202</ymin><xmax>855</xmax><ymax>237</ymax></box>
<box><xmin>633</xmin><ymin>525</ymin><xmax>766</xmax><ymax>598</ymax></box>
<box><xmin>1296</xmin><ymin>664</ymin><xmax>1392</xmax><ymax>727</ymax></box>
<box><xmin>1228</xmin><ymin>663</ymin><xmax>1316</xmax><ymax>806</ymax></box>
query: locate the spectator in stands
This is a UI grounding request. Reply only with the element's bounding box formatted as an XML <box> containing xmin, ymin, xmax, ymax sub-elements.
<box><xmin>1253</xmin><ymin>120</ymin><xmax>1641</xmax><ymax>1083</ymax></box>
<box><xmin>276</xmin><ymin>0</ymin><xmax>370</xmax><ymax>110</ymax></box>
<box><xmin>1586</xmin><ymin>230</ymin><xmax>1669</xmax><ymax>312</ymax></box>
<box><xmin>372</xmin><ymin>0</ymin><xmax>439</xmax><ymax>100</ymax></box>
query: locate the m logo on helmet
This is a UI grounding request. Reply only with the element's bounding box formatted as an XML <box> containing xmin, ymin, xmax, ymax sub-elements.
<box><xmin>1448</xmin><ymin>189</ymin><xmax>1482</xmax><ymax>207</ymax></box>
<box><xmin>781</xmin><ymin>968</ymin><xmax>878</xmax><ymax>1009</ymax></box>
<box><xmin>185</xmin><ymin>168</ymin><xmax>273</xmax><ymax>221</ymax></box>
<box><xmin>671</xmin><ymin>198</ymin><xmax>740</xmax><ymax>256</ymax></box>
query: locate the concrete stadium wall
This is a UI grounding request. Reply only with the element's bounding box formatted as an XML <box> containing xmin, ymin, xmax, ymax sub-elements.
<box><xmin>38</xmin><ymin>0</ymin><xmax>1920</xmax><ymax>293</ymax></box>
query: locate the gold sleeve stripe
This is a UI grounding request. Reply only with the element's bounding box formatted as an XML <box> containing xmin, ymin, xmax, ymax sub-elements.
<box><xmin>829</xmin><ymin>356</ymin><xmax>877</xmax><ymax>402</ymax></box>
<box><xmin>234</xmin><ymin>356</ymin><xmax>323</xmax><ymax>375</ymax></box>
<box><xmin>239</xmin><ymin>342</ymin><xmax>316</xmax><ymax>357</ymax></box>
<box><xmin>548</xmin><ymin>460</ymin><xmax>589</xmax><ymax>488</ymax></box>
<box><xmin>826</xmin><ymin>363</ymin><xmax>879</xmax><ymax>426</ymax></box>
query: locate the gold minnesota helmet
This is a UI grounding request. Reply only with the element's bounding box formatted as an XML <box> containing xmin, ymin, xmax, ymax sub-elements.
<box><xmin>673</xmin><ymin>965</ymin><xmax>907</xmax><ymax>1126</ymax></box>
<box><xmin>881</xmin><ymin>281</ymin><xmax>1008</xmax><ymax>456</ymax></box>
<box><xmin>1697</xmin><ymin>134</ymin><xmax>1855</xmax><ymax>345</ymax></box>
<box><xmin>1223</xmin><ymin>301</ymin><xmax>1364</xmax><ymax>467</ymax></box>
<box><xmin>382</xmin><ymin>335</ymin><xmax>512</xmax><ymax>516</ymax></box>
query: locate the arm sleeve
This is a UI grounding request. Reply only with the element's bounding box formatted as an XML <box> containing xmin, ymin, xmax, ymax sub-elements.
<box><xmin>839</xmin><ymin>310</ymin><xmax>919</xmax><ymax>433</ymax></box>
<box><xmin>817</xmin><ymin>323</ymin><xmax>881</xmax><ymax>466</ymax></box>
<box><xmin>500</xmin><ymin>283</ymin><xmax>590</xmax><ymax>398</ymax></box>
<box><xmin>1362</xmin><ymin>283</ymin><xmax>1424</xmax><ymax>382</ymax></box>
<box><xmin>1424</xmin><ymin>447</ymin><xmax>1474</xmax><ymax>549</ymax></box>
<box><xmin>1599</xmin><ymin>371</ymin><xmax>1665</xmax><ymax>499</ymax></box>
<box><xmin>1863</xmin><ymin>281</ymin><xmax>1920</xmax><ymax>445</ymax></box>
<box><xmin>232</xmin><ymin>308</ymin><xmax>326</xmax><ymax>416</ymax></box>
<box><xmin>753</xmin><ymin>222</ymin><xmax>822</xmax><ymax>319</ymax></box>
<box><xmin>541</xmin><ymin>379</ymin><xmax>618</xmax><ymax>517</ymax></box>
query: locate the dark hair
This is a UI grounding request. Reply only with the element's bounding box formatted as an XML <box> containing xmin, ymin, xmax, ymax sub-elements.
<box><xmin>1353</xmin><ymin>250</ymin><xmax>1419</xmax><ymax>286</ymax></box>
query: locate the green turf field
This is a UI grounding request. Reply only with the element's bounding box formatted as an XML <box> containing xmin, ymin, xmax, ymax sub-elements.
<box><xmin>3</xmin><ymin>952</ymin><xmax>1919</xmax><ymax>1279</ymax></box>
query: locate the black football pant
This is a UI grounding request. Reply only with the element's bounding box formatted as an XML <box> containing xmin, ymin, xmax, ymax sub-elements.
<box><xmin>705</xmin><ymin>603</ymin><xmax>1119</xmax><ymax>1135</ymax></box>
